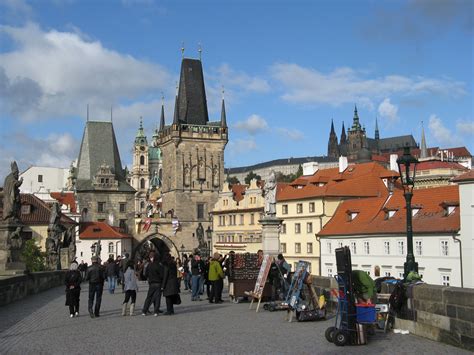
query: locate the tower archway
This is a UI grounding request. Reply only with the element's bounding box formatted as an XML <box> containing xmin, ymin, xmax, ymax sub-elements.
<box><xmin>132</xmin><ymin>232</ymin><xmax>180</xmax><ymax>262</ymax></box>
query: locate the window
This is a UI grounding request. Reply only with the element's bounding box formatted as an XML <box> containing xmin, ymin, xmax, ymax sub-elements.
<box><xmin>364</xmin><ymin>241</ymin><xmax>370</xmax><ymax>255</ymax></box>
<box><xmin>250</xmin><ymin>196</ymin><xmax>256</xmax><ymax>204</ymax></box>
<box><xmin>338</xmin><ymin>242</ymin><xmax>343</xmax><ymax>249</ymax></box>
<box><xmin>440</xmin><ymin>240</ymin><xmax>448</xmax><ymax>256</ymax></box>
<box><xmin>282</xmin><ymin>204</ymin><xmax>288</xmax><ymax>214</ymax></box>
<box><xmin>197</xmin><ymin>203</ymin><xmax>205</xmax><ymax>219</ymax></box>
<box><xmin>415</xmin><ymin>240</ymin><xmax>423</xmax><ymax>256</ymax></box>
<box><xmin>398</xmin><ymin>272</ymin><xmax>404</xmax><ymax>279</ymax></box>
<box><xmin>307</xmin><ymin>243</ymin><xmax>313</xmax><ymax>254</ymax></box>
<box><xmin>281</xmin><ymin>223</ymin><xmax>286</xmax><ymax>234</ymax></box>
<box><xmin>327</xmin><ymin>267</ymin><xmax>333</xmax><ymax>277</ymax></box>
<box><xmin>98</xmin><ymin>202</ymin><xmax>105</xmax><ymax>213</ymax></box>
<box><xmin>140</xmin><ymin>155</ymin><xmax>145</xmax><ymax>165</ymax></box>
<box><xmin>38</xmin><ymin>174</ymin><xmax>43</xmax><ymax>183</ymax></box>
<box><xmin>140</xmin><ymin>178</ymin><xmax>145</xmax><ymax>189</ymax></box>
<box><xmin>309</xmin><ymin>202</ymin><xmax>315</xmax><ymax>213</ymax></box>
<box><xmin>308</xmin><ymin>262</ymin><xmax>312</xmax><ymax>274</ymax></box>
<box><xmin>326</xmin><ymin>242</ymin><xmax>332</xmax><ymax>254</ymax></box>
<box><xmin>384</xmin><ymin>241</ymin><xmax>390</xmax><ymax>255</ymax></box>
<box><xmin>119</xmin><ymin>203</ymin><xmax>126</xmax><ymax>213</ymax></box>
<box><xmin>239</xmin><ymin>214</ymin><xmax>244</xmax><ymax>225</ymax></box>
<box><xmin>297</xmin><ymin>203</ymin><xmax>303</xmax><ymax>214</ymax></box>
<box><xmin>398</xmin><ymin>240</ymin><xmax>405</xmax><ymax>255</ymax></box>
<box><xmin>306</xmin><ymin>222</ymin><xmax>313</xmax><ymax>233</ymax></box>
<box><xmin>108</xmin><ymin>242</ymin><xmax>114</xmax><ymax>254</ymax></box>
<box><xmin>295</xmin><ymin>243</ymin><xmax>301</xmax><ymax>253</ymax></box>
<box><xmin>384</xmin><ymin>271</ymin><xmax>391</xmax><ymax>277</ymax></box>
<box><xmin>281</xmin><ymin>243</ymin><xmax>287</xmax><ymax>253</ymax></box>
<box><xmin>350</xmin><ymin>241</ymin><xmax>357</xmax><ymax>255</ymax></box>
<box><xmin>222</xmin><ymin>216</ymin><xmax>226</xmax><ymax>226</ymax></box>
<box><xmin>119</xmin><ymin>219</ymin><xmax>127</xmax><ymax>232</ymax></box>
<box><xmin>239</xmin><ymin>235</ymin><xmax>243</xmax><ymax>243</ymax></box>
<box><xmin>441</xmin><ymin>274</ymin><xmax>450</xmax><ymax>286</ymax></box>
<box><xmin>21</xmin><ymin>205</ymin><xmax>31</xmax><ymax>214</ymax></box>
<box><xmin>250</xmin><ymin>213</ymin><xmax>255</xmax><ymax>225</ymax></box>
<box><xmin>295</xmin><ymin>223</ymin><xmax>301</xmax><ymax>234</ymax></box>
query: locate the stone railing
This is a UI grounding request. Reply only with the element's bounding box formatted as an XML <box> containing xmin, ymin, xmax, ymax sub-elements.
<box><xmin>0</xmin><ymin>271</ymin><xmax>67</xmax><ymax>307</ymax></box>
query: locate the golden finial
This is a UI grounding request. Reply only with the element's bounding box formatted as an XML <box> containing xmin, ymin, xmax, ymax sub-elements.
<box><xmin>181</xmin><ymin>42</ymin><xmax>185</xmax><ymax>58</ymax></box>
<box><xmin>221</xmin><ymin>85</ymin><xmax>225</xmax><ymax>100</ymax></box>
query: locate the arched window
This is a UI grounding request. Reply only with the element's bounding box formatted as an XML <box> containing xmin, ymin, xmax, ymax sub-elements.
<box><xmin>140</xmin><ymin>155</ymin><xmax>145</xmax><ymax>165</ymax></box>
<box><xmin>108</xmin><ymin>242</ymin><xmax>114</xmax><ymax>253</ymax></box>
<box><xmin>140</xmin><ymin>201</ymin><xmax>145</xmax><ymax>211</ymax></box>
<box><xmin>140</xmin><ymin>178</ymin><xmax>145</xmax><ymax>189</ymax></box>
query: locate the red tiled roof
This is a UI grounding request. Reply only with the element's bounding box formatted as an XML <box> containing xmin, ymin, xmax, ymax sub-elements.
<box><xmin>279</xmin><ymin>162</ymin><xmax>398</xmax><ymax>201</ymax></box>
<box><xmin>452</xmin><ymin>170</ymin><xmax>474</xmax><ymax>183</ymax></box>
<box><xmin>381</xmin><ymin>146</ymin><xmax>471</xmax><ymax>160</ymax></box>
<box><xmin>50</xmin><ymin>192</ymin><xmax>77</xmax><ymax>213</ymax></box>
<box><xmin>80</xmin><ymin>221</ymin><xmax>131</xmax><ymax>239</ymax></box>
<box><xmin>19</xmin><ymin>194</ymin><xmax>76</xmax><ymax>226</ymax></box>
<box><xmin>318</xmin><ymin>185</ymin><xmax>459</xmax><ymax>237</ymax></box>
<box><xmin>414</xmin><ymin>160</ymin><xmax>468</xmax><ymax>171</ymax></box>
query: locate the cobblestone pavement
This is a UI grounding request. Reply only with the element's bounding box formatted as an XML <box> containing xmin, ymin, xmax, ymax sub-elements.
<box><xmin>0</xmin><ymin>281</ymin><xmax>469</xmax><ymax>354</ymax></box>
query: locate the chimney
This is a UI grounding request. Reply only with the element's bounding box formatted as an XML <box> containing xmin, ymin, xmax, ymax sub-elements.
<box><xmin>303</xmin><ymin>162</ymin><xmax>319</xmax><ymax>176</ymax></box>
<box><xmin>390</xmin><ymin>154</ymin><xmax>398</xmax><ymax>172</ymax></box>
<box><xmin>339</xmin><ymin>156</ymin><xmax>348</xmax><ymax>173</ymax></box>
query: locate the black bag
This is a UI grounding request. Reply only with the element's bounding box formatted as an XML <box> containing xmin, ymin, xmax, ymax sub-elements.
<box><xmin>173</xmin><ymin>294</ymin><xmax>181</xmax><ymax>305</ymax></box>
<box><xmin>296</xmin><ymin>309</ymin><xmax>325</xmax><ymax>322</ymax></box>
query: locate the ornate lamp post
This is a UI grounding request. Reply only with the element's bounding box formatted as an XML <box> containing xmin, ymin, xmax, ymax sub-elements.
<box><xmin>397</xmin><ymin>146</ymin><xmax>419</xmax><ymax>280</ymax></box>
<box><xmin>206</xmin><ymin>225</ymin><xmax>213</xmax><ymax>258</ymax></box>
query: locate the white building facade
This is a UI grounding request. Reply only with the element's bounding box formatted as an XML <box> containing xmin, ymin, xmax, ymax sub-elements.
<box><xmin>20</xmin><ymin>166</ymin><xmax>69</xmax><ymax>194</ymax></box>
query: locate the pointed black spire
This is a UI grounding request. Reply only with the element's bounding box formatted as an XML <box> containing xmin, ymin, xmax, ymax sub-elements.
<box><xmin>330</xmin><ymin>118</ymin><xmax>335</xmax><ymax>134</ymax></box>
<box><xmin>340</xmin><ymin>121</ymin><xmax>347</xmax><ymax>144</ymax></box>
<box><xmin>159</xmin><ymin>102</ymin><xmax>165</xmax><ymax>131</ymax></box>
<box><xmin>328</xmin><ymin>119</ymin><xmax>339</xmax><ymax>158</ymax></box>
<box><xmin>375</xmin><ymin>116</ymin><xmax>380</xmax><ymax>140</ymax></box>
<box><xmin>173</xmin><ymin>93</ymin><xmax>179</xmax><ymax>125</ymax></box>
<box><xmin>420</xmin><ymin>121</ymin><xmax>428</xmax><ymax>158</ymax></box>
<box><xmin>220</xmin><ymin>98</ymin><xmax>227</xmax><ymax>128</ymax></box>
<box><xmin>352</xmin><ymin>104</ymin><xmax>361</xmax><ymax>130</ymax></box>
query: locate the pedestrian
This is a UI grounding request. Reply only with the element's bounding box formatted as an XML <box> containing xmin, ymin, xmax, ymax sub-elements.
<box><xmin>162</xmin><ymin>253</ymin><xmax>180</xmax><ymax>315</ymax></box>
<box><xmin>268</xmin><ymin>257</ymin><xmax>281</xmax><ymax>302</ymax></box>
<box><xmin>65</xmin><ymin>262</ymin><xmax>82</xmax><ymax>318</ymax></box>
<box><xmin>106</xmin><ymin>256</ymin><xmax>119</xmax><ymax>294</ymax></box>
<box><xmin>203</xmin><ymin>256</ymin><xmax>212</xmax><ymax>300</ymax></box>
<box><xmin>78</xmin><ymin>260</ymin><xmax>87</xmax><ymax>280</ymax></box>
<box><xmin>141</xmin><ymin>251</ymin><xmax>164</xmax><ymax>316</ymax></box>
<box><xmin>120</xmin><ymin>252</ymin><xmax>129</xmax><ymax>292</ymax></box>
<box><xmin>122</xmin><ymin>260</ymin><xmax>139</xmax><ymax>316</ymax></box>
<box><xmin>208</xmin><ymin>252</ymin><xmax>225</xmax><ymax>303</ymax></box>
<box><xmin>276</xmin><ymin>253</ymin><xmax>291</xmax><ymax>298</ymax></box>
<box><xmin>190</xmin><ymin>251</ymin><xmax>203</xmax><ymax>301</ymax></box>
<box><xmin>85</xmin><ymin>255</ymin><xmax>106</xmax><ymax>318</ymax></box>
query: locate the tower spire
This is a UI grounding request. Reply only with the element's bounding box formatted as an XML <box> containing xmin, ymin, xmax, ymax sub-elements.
<box><xmin>375</xmin><ymin>116</ymin><xmax>379</xmax><ymax>140</ymax></box>
<box><xmin>330</xmin><ymin>118</ymin><xmax>335</xmax><ymax>134</ymax></box>
<box><xmin>220</xmin><ymin>87</ymin><xmax>227</xmax><ymax>128</ymax></box>
<box><xmin>181</xmin><ymin>42</ymin><xmax>185</xmax><ymax>58</ymax></box>
<box><xmin>198</xmin><ymin>43</ymin><xmax>202</xmax><ymax>61</ymax></box>
<box><xmin>159</xmin><ymin>93</ymin><xmax>165</xmax><ymax>131</ymax></box>
<box><xmin>420</xmin><ymin>121</ymin><xmax>428</xmax><ymax>159</ymax></box>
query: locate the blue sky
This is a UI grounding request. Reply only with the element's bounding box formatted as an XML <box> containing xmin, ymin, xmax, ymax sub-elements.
<box><xmin>0</xmin><ymin>0</ymin><xmax>472</xmax><ymax>181</ymax></box>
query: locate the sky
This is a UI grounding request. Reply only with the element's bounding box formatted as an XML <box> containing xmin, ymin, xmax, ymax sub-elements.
<box><xmin>0</xmin><ymin>0</ymin><xmax>473</xmax><ymax>181</ymax></box>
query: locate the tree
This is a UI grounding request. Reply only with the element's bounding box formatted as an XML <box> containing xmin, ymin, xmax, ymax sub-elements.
<box><xmin>295</xmin><ymin>164</ymin><xmax>303</xmax><ymax>178</ymax></box>
<box><xmin>244</xmin><ymin>171</ymin><xmax>261</xmax><ymax>185</ymax></box>
<box><xmin>21</xmin><ymin>239</ymin><xmax>46</xmax><ymax>272</ymax></box>
<box><xmin>226</xmin><ymin>176</ymin><xmax>240</xmax><ymax>185</ymax></box>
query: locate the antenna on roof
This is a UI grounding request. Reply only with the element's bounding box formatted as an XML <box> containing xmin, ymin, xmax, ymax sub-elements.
<box><xmin>87</xmin><ymin>104</ymin><xmax>89</xmax><ymax>122</ymax></box>
<box><xmin>198</xmin><ymin>42</ymin><xmax>202</xmax><ymax>61</ymax></box>
<box><xmin>181</xmin><ymin>42</ymin><xmax>185</xmax><ymax>58</ymax></box>
<box><xmin>110</xmin><ymin>105</ymin><xmax>113</xmax><ymax>122</ymax></box>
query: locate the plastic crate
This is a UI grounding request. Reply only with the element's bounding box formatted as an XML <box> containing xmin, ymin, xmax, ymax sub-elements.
<box><xmin>356</xmin><ymin>304</ymin><xmax>376</xmax><ymax>323</ymax></box>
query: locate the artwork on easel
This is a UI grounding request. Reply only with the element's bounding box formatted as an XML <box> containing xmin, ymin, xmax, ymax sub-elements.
<box><xmin>285</xmin><ymin>260</ymin><xmax>310</xmax><ymax>309</ymax></box>
<box><xmin>247</xmin><ymin>254</ymin><xmax>272</xmax><ymax>312</ymax></box>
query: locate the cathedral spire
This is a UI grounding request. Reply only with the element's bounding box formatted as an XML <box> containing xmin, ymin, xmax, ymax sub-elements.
<box><xmin>327</xmin><ymin>119</ymin><xmax>339</xmax><ymax>158</ymax></box>
<box><xmin>220</xmin><ymin>88</ymin><xmax>227</xmax><ymax>128</ymax></box>
<box><xmin>375</xmin><ymin>116</ymin><xmax>380</xmax><ymax>140</ymax></box>
<box><xmin>420</xmin><ymin>121</ymin><xmax>428</xmax><ymax>159</ymax></box>
<box><xmin>340</xmin><ymin>121</ymin><xmax>347</xmax><ymax>144</ymax></box>
<box><xmin>135</xmin><ymin>117</ymin><xmax>147</xmax><ymax>145</ymax></box>
<box><xmin>352</xmin><ymin>104</ymin><xmax>361</xmax><ymax>130</ymax></box>
<box><xmin>159</xmin><ymin>98</ymin><xmax>165</xmax><ymax>132</ymax></box>
<box><xmin>330</xmin><ymin>118</ymin><xmax>335</xmax><ymax>134</ymax></box>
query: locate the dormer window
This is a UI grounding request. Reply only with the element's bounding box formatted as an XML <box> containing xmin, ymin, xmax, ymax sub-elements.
<box><xmin>21</xmin><ymin>204</ymin><xmax>31</xmax><ymax>215</ymax></box>
<box><xmin>346</xmin><ymin>210</ymin><xmax>359</xmax><ymax>221</ymax></box>
<box><xmin>412</xmin><ymin>208</ymin><xmax>420</xmax><ymax>217</ymax></box>
<box><xmin>440</xmin><ymin>201</ymin><xmax>458</xmax><ymax>217</ymax></box>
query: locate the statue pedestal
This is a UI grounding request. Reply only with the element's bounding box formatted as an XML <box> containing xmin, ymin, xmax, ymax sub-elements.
<box><xmin>60</xmin><ymin>248</ymin><xmax>70</xmax><ymax>269</ymax></box>
<box><xmin>0</xmin><ymin>223</ymin><xmax>26</xmax><ymax>275</ymax></box>
<box><xmin>259</xmin><ymin>216</ymin><xmax>282</xmax><ymax>257</ymax></box>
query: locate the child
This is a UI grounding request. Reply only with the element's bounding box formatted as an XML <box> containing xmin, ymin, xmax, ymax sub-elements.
<box><xmin>122</xmin><ymin>260</ymin><xmax>139</xmax><ymax>316</ymax></box>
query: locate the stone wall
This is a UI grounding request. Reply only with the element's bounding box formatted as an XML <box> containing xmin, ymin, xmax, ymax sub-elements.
<box><xmin>0</xmin><ymin>271</ymin><xmax>67</xmax><ymax>307</ymax></box>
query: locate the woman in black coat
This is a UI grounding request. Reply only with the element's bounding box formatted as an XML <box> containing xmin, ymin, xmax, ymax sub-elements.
<box><xmin>65</xmin><ymin>262</ymin><xmax>82</xmax><ymax>317</ymax></box>
<box><xmin>162</xmin><ymin>253</ymin><xmax>179</xmax><ymax>315</ymax></box>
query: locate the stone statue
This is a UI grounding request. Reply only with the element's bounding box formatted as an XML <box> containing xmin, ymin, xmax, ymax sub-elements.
<box><xmin>95</xmin><ymin>240</ymin><xmax>102</xmax><ymax>259</ymax></box>
<box><xmin>196</xmin><ymin>222</ymin><xmax>207</xmax><ymax>250</ymax></box>
<box><xmin>7</xmin><ymin>226</ymin><xmax>24</xmax><ymax>263</ymax></box>
<box><xmin>2</xmin><ymin>161</ymin><xmax>23</xmax><ymax>222</ymax></box>
<box><xmin>263</xmin><ymin>170</ymin><xmax>277</xmax><ymax>217</ymax></box>
<box><xmin>46</xmin><ymin>202</ymin><xmax>65</xmax><ymax>269</ymax></box>
<box><xmin>184</xmin><ymin>164</ymin><xmax>190</xmax><ymax>187</ymax></box>
<box><xmin>212</xmin><ymin>165</ymin><xmax>219</xmax><ymax>187</ymax></box>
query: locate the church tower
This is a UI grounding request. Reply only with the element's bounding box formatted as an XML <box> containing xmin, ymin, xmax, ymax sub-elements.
<box><xmin>327</xmin><ymin>119</ymin><xmax>339</xmax><ymax>158</ymax></box>
<box><xmin>347</xmin><ymin>105</ymin><xmax>367</xmax><ymax>160</ymax></box>
<box><xmin>131</xmin><ymin>118</ymin><xmax>150</xmax><ymax>215</ymax></box>
<box><xmin>157</xmin><ymin>57</ymin><xmax>228</xmax><ymax>251</ymax></box>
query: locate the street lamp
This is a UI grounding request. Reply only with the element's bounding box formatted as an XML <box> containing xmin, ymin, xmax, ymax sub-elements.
<box><xmin>397</xmin><ymin>146</ymin><xmax>419</xmax><ymax>280</ymax></box>
<box><xmin>180</xmin><ymin>244</ymin><xmax>185</xmax><ymax>257</ymax></box>
<box><xmin>206</xmin><ymin>225</ymin><xmax>213</xmax><ymax>257</ymax></box>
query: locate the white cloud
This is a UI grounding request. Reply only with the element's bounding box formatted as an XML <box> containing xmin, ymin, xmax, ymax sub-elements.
<box><xmin>456</xmin><ymin>120</ymin><xmax>474</xmax><ymax>136</ymax></box>
<box><xmin>227</xmin><ymin>138</ymin><xmax>258</xmax><ymax>156</ymax></box>
<box><xmin>211</xmin><ymin>63</ymin><xmax>270</xmax><ymax>94</ymax></box>
<box><xmin>270</xmin><ymin>63</ymin><xmax>466</xmax><ymax>107</ymax></box>
<box><xmin>1</xmin><ymin>0</ymin><xmax>33</xmax><ymax>18</ymax></box>
<box><xmin>234</xmin><ymin>114</ymin><xmax>269</xmax><ymax>135</ymax></box>
<box><xmin>276</xmin><ymin>127</ymin><xmax>305</xmax><ymax>141</ymax></box>
<box><xmin>378</xmin><ymin>98</ymin><xmax>399</xmax><ymax>123</ymax></box>
<box><xmin>428</xmin><ymin>114</ymin><xmax>459</xmax><ymax>146</ymax></box>
<box><xmin>0</xmin><ymin>23</ymin><xmax>172</xmax><ymax>122</ymax></box>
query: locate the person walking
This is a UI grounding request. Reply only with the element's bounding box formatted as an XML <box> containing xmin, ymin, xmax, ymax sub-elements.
<box><xmin>208</xmin><ymin>252</ymin><xmax>225</xmax><ymax>303</ymax></box>
<box><xmin>190</xmin><ymin>252</ymin><xmax>203</xmax><ymax>301</ymax></box>
<box><xmin>141</xmin><ymin>251</ymin><xmax>164</xmax><ymax>316</ymax></box>
<box><xmin>120</xmin><ymin>253</ymin><xmax>129</xmax><ymax>292</ymax></box>
<box><xmin>65</xmin><ymin>262</ymin><xmax>82</xmax><ymax>317</ymax></box>
<box><xmin>162</xmin><ymin>253</ymin><xmax>179</xmax><ymax>315</ymax></box>
<box><xmin>85</xmin><ymin>256</ymin><xmax>106</xmax><ymax>318</ymax></box>
<box><xmin>122</xmin><ymin>260</ymin><xmax>139</xmax><ymax>316</ymax></box>
<box><xmin>182</xmin><ymin>254</ymin><xmax>190</xmax><ymax>290</ymax></box>
<box><xmin>106</xmin><ymin>256</ymin><xmax>119</xmax><ymax>294</ymax></box>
